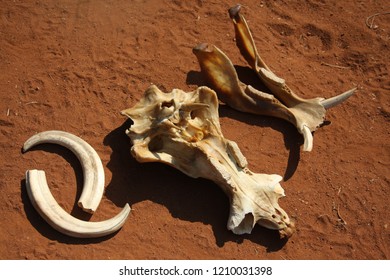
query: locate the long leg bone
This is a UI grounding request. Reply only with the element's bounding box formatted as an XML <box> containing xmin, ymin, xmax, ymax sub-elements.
<box><xmin>121</xmin><ymin>85</ymin><xmax>295</xmax><ymax>238</ymax></box>
<box><xmin>23</xmin><ymin>130</ymin><xmax>130</xmax><ymax>237</ymax></box>
<box><xmin>193</xmin><ymin>5</ymin><xmax>356</xmax><ymax>151</ymax></box>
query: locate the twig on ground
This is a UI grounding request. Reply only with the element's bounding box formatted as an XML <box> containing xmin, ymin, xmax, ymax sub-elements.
<box><xmin>366</xmin><ymin>12</ymin><xmax>390</xmax><ymax>29</ymax></box>
<box><xmin>333</xmin><ymin>187</ymin><xmax>347</xmax><ymax>229</ymax></box>
<box><xmin>24</xmin><ymin>101</ymin><xmax>39</xmax><ymax>105</ymax></box>
<box><xmin>321</xmin><ymin>62</ymin><xmax>350</xmax><ymax>69</ymax></box>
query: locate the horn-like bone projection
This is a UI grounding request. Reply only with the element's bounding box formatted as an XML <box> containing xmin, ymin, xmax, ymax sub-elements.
<box><xmin>193</xmin><ymin>4</ymin><xmax>356</xmax><ymax>151</ymax></box>
<box><xmin>121</xmin><ymin>85</ymin><xmax>295</xmax><ymax>238</ymax></box>
<box><xmin>23</xmin><ymin>130</ymin><xmax>130</xmax><ymax>238</ymax></box>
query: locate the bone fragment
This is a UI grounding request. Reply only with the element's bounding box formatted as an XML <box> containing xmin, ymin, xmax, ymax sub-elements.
<box><xmin>23</xmin><ymin>130</ymin><xmax>104</xmax><ymax>213</ymax></box>
<box><xmin>122</xmin><ymin>85</ymin><xmax>294</xmax><ymax>238</ymax></box>
<box><xmin>26</xmin><ymin>169</ymin><xmax>130</xmax><ymax>238</ymax></box>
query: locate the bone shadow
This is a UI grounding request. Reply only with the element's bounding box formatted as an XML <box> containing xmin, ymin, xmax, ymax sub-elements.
<box><xmin>21</xmin><ymin>145</ymin><xmax>120</xmax><ymax>245</ymax></box>
<box><xmin>186</xmin><ymin>66</ymin><xmax>302</xmax><ymax>180</ymax></box>
<box><xmin>103</xmin><ymin>119</ymin><xmax>288</xmax><ymax>252</ymax></box>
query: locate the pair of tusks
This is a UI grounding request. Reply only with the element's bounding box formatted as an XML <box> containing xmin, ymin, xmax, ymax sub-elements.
<box><xmin>23</xmin><ymin>130</ymin><xmax>130</xmax><ymax>238</ymax></box>
<box><xmin>193</xmin><ymin>4</ymin><xmax>356</xmax><ymax>151</ymax></box>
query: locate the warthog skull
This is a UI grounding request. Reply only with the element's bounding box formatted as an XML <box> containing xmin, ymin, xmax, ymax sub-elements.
<box><xmin>121</xmin><ymin>85</ymin><xmax>294</xmax><ymax>238</ymax></box>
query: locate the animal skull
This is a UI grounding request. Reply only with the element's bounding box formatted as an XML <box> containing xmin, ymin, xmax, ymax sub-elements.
<box><xmin>193</xmin><ymin>4</ymin><xmax>356</xmax><ymax>152</ymax></box>
<box><xmin>121</xmin><ymin>85</ymin><xmax>295</xmax><ymax>238</ymax></box>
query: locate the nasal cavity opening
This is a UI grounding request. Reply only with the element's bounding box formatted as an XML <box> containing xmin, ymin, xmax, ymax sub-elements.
<box><xmin>237</xmin><ymin>213</ymin><xmax>254</xmax><ymax>233</ymax></box>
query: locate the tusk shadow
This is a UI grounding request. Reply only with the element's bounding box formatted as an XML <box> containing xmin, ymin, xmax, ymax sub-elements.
<box><xmin>20</xmin><ymin>145</ymin><xmax>120</xmax><ymax>244</ymax></box>
<box><xmin>187</xmin><ymin>67</ymin><xmax>302</xmax><ymax>180</ymax></box>
<box><xmin>103</xmin><ymin>119</ymin><xmax>290</xmax><ymax>251</ymax></box>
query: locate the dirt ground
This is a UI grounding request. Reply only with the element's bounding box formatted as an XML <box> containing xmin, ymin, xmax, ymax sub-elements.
<box><xmin>0</xmin><ymin>0</ymin><xmax>389</xmax><ymax>260</ymax></box>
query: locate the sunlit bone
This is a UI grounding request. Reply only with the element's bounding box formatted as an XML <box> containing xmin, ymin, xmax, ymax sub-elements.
<box><xmin>192</xmin><ymin>5</ymin><xmax>356</xmax><ymax>152</ymax></box>
<box><xmin>121</xmin><ymin>85</ymin><xmax>295</xmax><ymax>237</ymax></box>
<box><xmin>23</xmin><ymin>130</ymin><xmax>130</xmax><ymax>238</ymax></box>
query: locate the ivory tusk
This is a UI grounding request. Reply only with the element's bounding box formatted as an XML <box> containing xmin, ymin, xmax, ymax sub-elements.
<box><xmin>302</xmin><ymin>125</ymin><xmax>313</xmax><ymax>152</ymax></box>
<box><xmin>23</xmin><ymin>130</ymin><xmax>104</xmax><ymax>213</ymax></box>
<box><xmin>320</xmin><ymin>88</ymin><xmax>357</xmax><ymax>109</ymax></box>
<box><xmin>26</xmin><ymin>170</ymin><xmax>130</xmax><ymax>238</ymax></box>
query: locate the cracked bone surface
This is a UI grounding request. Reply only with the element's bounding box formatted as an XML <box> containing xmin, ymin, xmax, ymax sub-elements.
<box><xmin>121</xmin><ymin>85</ymin><xmax>294</xmax><ymax>237</ymax></box>
<box><xmin>192</xmin><ymin>4</ymin><xmax>356</xmax><ymax>152</ymax></box>
<box><xmin>23</xmin><ymin>130</ymin><xmax>130</xmax><ymax>238</ymax></box>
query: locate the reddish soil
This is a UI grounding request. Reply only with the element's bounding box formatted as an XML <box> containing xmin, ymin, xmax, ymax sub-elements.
<box><xmin>0</xmin><ymin>0</ymin><xmax>389</xmax><ymax>259</ymax></box>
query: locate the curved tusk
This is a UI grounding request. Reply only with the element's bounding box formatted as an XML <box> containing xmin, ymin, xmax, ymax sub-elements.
<box><xmin>320</xmin><ymin>87</ymin><xmax>357</xmax><ymax>109</ymax></box>
<box><xmin>26</xmin><ymin>169</ymin><xmax>130</xmax><ymax>238</ymax></box>
<box><xmin>302</xmin><ymin>125</ymin><xmax>313</xmax><ymax>152</ymax></box>
<box><xmin>23</xmin><ymin>130</ymin><xmax>104</xmax><ymax>213</ymax></box>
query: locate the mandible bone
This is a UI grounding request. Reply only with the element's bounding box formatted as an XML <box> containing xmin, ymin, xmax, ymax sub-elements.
<box><xmin>121</xmin><ymin>85</ymin><xmax>294</xmax><ymax>238</ymax></box>
<box><xmin>193</xmin><ymin>5</ymin><xmax>356</xmax><ymax>152</ymax></box>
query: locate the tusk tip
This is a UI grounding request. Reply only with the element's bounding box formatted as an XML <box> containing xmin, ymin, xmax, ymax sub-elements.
<box><xmin>302</xmin><ymin>125</ymin><xmax>313</xmax><ymax>152</ymax></box>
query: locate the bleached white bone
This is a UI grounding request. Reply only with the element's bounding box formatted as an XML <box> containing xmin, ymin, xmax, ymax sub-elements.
<box><xmin>23</xmin><ymin>130</ymin><xmax>104</xmax><ymax>213</ymax></box>
<box><xmin>23</xmin><ymin>130</ymin><xmax>130</xmax><ymax>237</ymax></box>
<box><xmin>122</xmin><ymin>85</ymin><xmax>294</xmax><ymax>237</ymax></box>
<box><xmin>26</xmin><ymin>169</ymin><xmax>130</xmax><ymax>238</ymax></box>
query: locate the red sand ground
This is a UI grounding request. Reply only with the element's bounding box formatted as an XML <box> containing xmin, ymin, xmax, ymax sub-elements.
<box><xmin>0</xmin><ymin>0</ymin><xmax>389</xmax><ymax>259</ymax></box>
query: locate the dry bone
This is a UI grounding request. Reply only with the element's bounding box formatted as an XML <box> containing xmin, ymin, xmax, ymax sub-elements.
<box><xmin>121</xmin><ymin>85</ymin><xmax>295</xmax><ymax>238</ymax></box>
<box><xmin>23</xmin><ymin>130</ymin><xmax>130</xmax><ymax>238</ymax></box>
<box><xmin>21</xmin><ymin>4</ymin><xmax>356</xmax><ymax>239</ymax></box>
<box><xmin>193</xmin><ymin>5</ymin><xmax>356</xmax><ymax>152</ymax></box>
